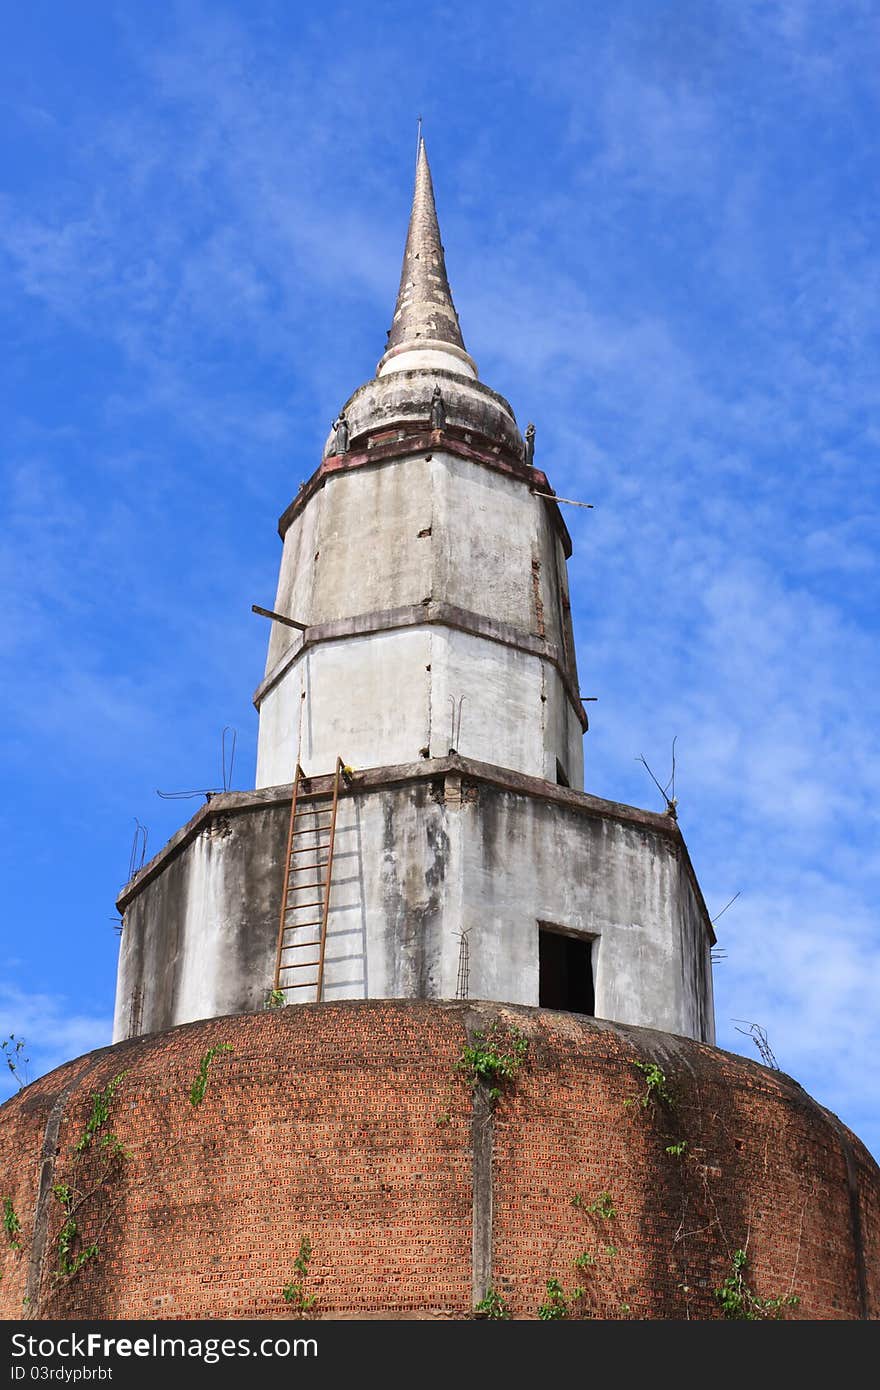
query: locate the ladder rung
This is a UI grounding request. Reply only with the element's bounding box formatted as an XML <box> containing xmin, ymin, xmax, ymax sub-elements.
<box><xmin>291</xmin><ymin>842</ymin><xmax>330</xmax><ymax>854</ymax></box>
<box><xmin>293</xmin><ymin>809</ymin><xmax>331</xmax><ymax>819</ymax></box>
<box><xmin>280</xmin><ymin>959</ymin><xmax>321</xmax><ymax>970</ymax></box>
<box><xmin>283</xmin><ymin>899</ymin><xmax>324</xmax><ymax>910</ymax></box>
<box><xmin>287</xmin><ymin>880</ymin><xmax>326</xmax><ymax>891</ymax></box>
<box><xmin>282</xmin><ymin>923</ymin><xmax>321</xmax><ymax>934</ymax></box>
<box><xmin>283</xmin><ymin>982</ymin><xmax>321</xmax><ymax>990</ymax></box>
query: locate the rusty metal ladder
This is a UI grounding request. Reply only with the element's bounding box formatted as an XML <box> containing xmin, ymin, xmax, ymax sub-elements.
<box><xmin>273</xmin><ymin>757</ymin><xmax>346</xmax><ymax>1002</ymax></box>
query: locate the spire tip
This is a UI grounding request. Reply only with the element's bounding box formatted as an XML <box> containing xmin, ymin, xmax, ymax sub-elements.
<box><xmin>378</xmin><ymin>133</ymin><xmax>475</xmax><ymax>377</ymax></box>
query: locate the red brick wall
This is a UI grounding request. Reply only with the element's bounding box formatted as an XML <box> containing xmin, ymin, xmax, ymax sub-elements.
<box><xmin>0</xmin><ymin>1001</ymin><xmax>876</xmax><ymax>1320</ymax></box>
<box><xmin>491</xmin><ymin>1011</ymin><xmax>874</xmax><ymax>1319</ymax></box>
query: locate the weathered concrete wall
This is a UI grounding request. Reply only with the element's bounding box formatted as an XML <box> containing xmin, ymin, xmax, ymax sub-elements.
<box><xmin>2</xmin><ymin>1003</ymin><xmax>876</xmax><ymax>1320</ymax></box>
<box><xmin>113</xmin><ymin>758</ymin><xmax>713</xmax><ymax>1044</ymax></box>
<box><xmin>112</xmin><ymin>802</ymin><xmax>287</xmax><ymax>1041</ymax></box>
<box><xmin>255</xmin><ymin>448</ymin><xmax>584</xmax><ymax>790</ymax></box>
<box><xmin>457</xmin><ymin>784</ymin><xmax>715</xmax><ymax>1044</ymax></box>
<box><xmin>256</xmin><ymin>626</ymin><xmax>583</xmax><ymax>789</ymax></box>
<box><xmin>256</xmin><ymin>629</ymin><xmax>431</xmax><ymax>785</ymax></box>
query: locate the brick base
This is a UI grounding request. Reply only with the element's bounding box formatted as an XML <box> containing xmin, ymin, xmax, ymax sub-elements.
<box><xmin>0</xmin><ymin>1001</ymin><xmax>876</xmax><ymax>1320</ymax></box>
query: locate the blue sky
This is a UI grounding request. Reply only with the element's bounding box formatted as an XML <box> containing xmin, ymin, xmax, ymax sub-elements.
<box><xmin>1</xmin><ymin>1</ymin><xmax>878</xmax><ymax>1161</ymax></box>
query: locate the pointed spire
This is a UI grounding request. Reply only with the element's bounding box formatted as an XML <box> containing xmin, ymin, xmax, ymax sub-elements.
<box><xmin>377</xmin><ymin>138</ymin><xmax>478</xmax><ymax>379</ymax></box>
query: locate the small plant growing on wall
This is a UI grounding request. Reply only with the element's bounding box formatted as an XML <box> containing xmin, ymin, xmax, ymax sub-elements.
<box><xmin>537</xmin><ymin>1277</ymin><xmax>570</xmax><ymax>1320</ymax></box>
<box><xmin>282</xmin><ymin>1234</ymin><xmax>317</xmax><ymax>1314</ymax></box>
<box><xmin>538</xmin><ymin>1239</ymin><xmax>606</xmax><ymax>1322</ymax></box>
<box><xmin>474</xmin><ymin>1286</ymin><xmax>511</xmax><ymax>1319</ymax></box>
<box><xmin>572</xmin><ymin>1190</ymin><xmax>615</xmax><ymax>1220</ymax></box>
<box><xmin>189</xmin><ymin>1044</ymin><xmax>233</xmax><ymax>1107</ymax></box>
<box><xmin>588</xmin><ymin>1191</ymin><xmax>616</xmax><ymax>1219</ymax></box>
<box><xmin>456</xmin><ymin>1022</ymin><xmax>528</xmax><ymax>1104</ymax></box>
<box><xmin>628</xmin><ymin>1059</ymin><xmax>675</xmax><ymax>1110</ymax></box>
<box><xmin>553</xmin><ymin>1190</ymin><xmax>623</xmax><ymax>1316</ymax></box>
<box><xmin>50</xmin><ymin>1072</ymin><xmax>130</xmax><ymax>1285</ymax></box>
<box><xmin>3</xmin><ymin>1198</ymin><xmax>21</xmax><ymax>1251</ymax></box>
<box><xmin>52</xmin><ymin>1183</ymin><xmax>98</xmax><ymax>1280</ymax></box>
<box><xmin>74</xmin><ymin>1072</ymin><xmax>129</xmax><ymax>1155</ymax></box>
<box><xmin>715</xmin><ymin>1248</ymin><xmax>800</xmax><ymax>1320</ymax></box>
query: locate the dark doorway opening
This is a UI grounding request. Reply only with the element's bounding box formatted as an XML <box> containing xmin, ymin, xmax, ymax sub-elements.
<box><xmin>539</xmin><ymin>928</ymin><xmax>594</xmax><ymax>1015</ymax></box>
<box><xmin>555</xmin><ymin>758</ymin><xmax>570</xmax><ymax>787</ymax></box>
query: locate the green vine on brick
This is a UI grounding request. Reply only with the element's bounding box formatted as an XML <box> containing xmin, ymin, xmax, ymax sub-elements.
<box><xmin>539</xmin><ymin>1243</ymin><xmax>603</xmax><ymax>1321</ymax></box>
<box><xmin>715</xmin><ymin>1248</ymin><xmax>800</xmax><ymax>1320</ymax></box>
<box><xmin>265</xmin><ymin>989</ymin><xmax>286</xmax><ymax>1010</ymax></box>
<box><xmin>3</xmin><ymin>1198</ymin><xmax>21</xmax><ymax>1251</ymax></box>
<box><xmin>576</xmin><ymin>1190</ymin><xmax>615</xmax><ymax>1219</ymax></box>
<box><xmin>50</xmin><ymin>1072</ymin><xmax>130</xmax><ymax>1285</ymax></box>
<box><xmin>549</xmin><ymin>1191</ymin><xmax>622</xmax><ymax>1317</ymax></box>
<box><xmin>74</xmin><ymin>1073</ymin><xmax>129</xmax><ymax>1155</ymax></box>
<box><xmin>282</xmin><ymin>1234</ymin><xmax>317</xmax><ymax>1314</ymax></box>
<box><xmin>54</xmin><ymin>1197</ymin><xmax>98</xmax><ymax>1280</ymax></box>
<box><xmin>456</xmin><ymin>1022</ymin><xmax>528</xmax><ymax>1104</ymax></box>
<box><xmin>537</xmin><ymin>1276</ymin><xmax>570</xmax><ymax>1320</ymax></box>
<box><xmin>189</xmin><ymin>1044</ymin><xmax>233</xmax><ymax>1107</ymax></box>
<box><xmin>628</xmin><ymin>1059</ymin><xmax>675</xmax><ymax>1110</ymax></box>
<box><xmin>474</xmin><ymin>1286</ymin><xmax>511</xmax><ymax>1319</ymax></box>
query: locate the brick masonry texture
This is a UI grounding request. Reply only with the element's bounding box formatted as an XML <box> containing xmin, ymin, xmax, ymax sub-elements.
<box><xmin>0</xmin><ymin>1000</ymin><xmax>876</xmax><ymax>1320</ymax></box>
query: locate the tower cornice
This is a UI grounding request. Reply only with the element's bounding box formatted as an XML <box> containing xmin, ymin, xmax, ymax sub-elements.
<box><xmin>280</xmin><ymin>426</ymin><xmax>572</xmax><ymax>559</ymax></box>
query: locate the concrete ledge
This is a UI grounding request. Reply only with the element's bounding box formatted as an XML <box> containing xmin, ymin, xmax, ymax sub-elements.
<box><xmin>251</xmin><ymin>599</ymin><xmax>588</xmax><ymax>731</ymax></box>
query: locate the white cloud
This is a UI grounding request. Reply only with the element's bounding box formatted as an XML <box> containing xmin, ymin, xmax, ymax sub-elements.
<box><xmin>0</xmin><ymin>985</ymin><xmax>111</xmax><ymax>1103</ymax></box>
